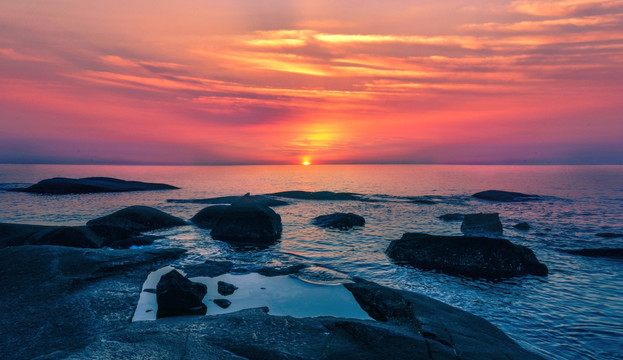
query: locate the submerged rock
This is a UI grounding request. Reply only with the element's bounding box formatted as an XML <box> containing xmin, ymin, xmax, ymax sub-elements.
<box><xmin>386</xmin><ymin>232</ymin><xmax>548</xmax><ymax>279</ymax></box>
<box><xmin>564</xmin><ymin>248</ymin><xmax>623</xmax><ymax>259</ymax></box>
<box><xmin>190</xmin><ymin>205</ymin><xmax>229</xmax><ymax>229</ymax></box>
<box><xmin>514</xmin><ymin>222</ymin><xmax>531</xmax><ymax>231</ymax></box>
<box><xmin>210</xmin><ymin>194</ymin><xmax>282</xmax><ymax>245</ymax></box>
<box><xmin>595</xmin><ymin>232</ymin><xmax>623</xmax><ymax>238</ymax></box>
<box><xmin>472</xmin><ymin>190</ymin><xmax>540</xmax><ymax>202</ymax></box>
<box><xmin>267</xmin><ymin>190</ymin><xmax>369</xmax><ymax>201</ymax></box>
<box><xmin>217</xmin><ymin>281</ymin><xmax>238</xmax><ymax>296</ymax></box>
<box><xmin>10</xmin><ymin>176</ymin><xmax>178</xmax><ymax>194</ymax></box>
<box><xmin>408</xmin><ymin>197</ymin><xmax>436</xmax><ymax>204</ymax></box>
<box><xmin>156</xmin><ymin>270</ymin><xmax>207</xmax><ymax>318</ymax></box>
<box><xmin>183</xmin><ymin>260</ymin><xmax>235</xmax><ymax>278</ymax></box>
<box><xmin>439</xmin><ymin>213</ymin><xmax>464</xmax><ymax>221</ymax></box>
<box><xmin>312</xmin><ymin>213</ymin><xmax>365</xmax><ymax>230</ymax></box>
<box><xmin>169</xmin><ymin>194</ymin><xmax>288</xmax><ymax>207</ymax></box>
<box><xmin>87</xmin><ymin>205</ymin><xmax>186</xmax><ymax>244</ymax></box>
<box><xmin>461</xmin><ymin>213</ymin><xmax>503</xmax><ymax>236</ymax></box>
<box><xmin>213</xmin><ymin>299</ymin><xmax>231</xmax><ymax>309</ymax></box>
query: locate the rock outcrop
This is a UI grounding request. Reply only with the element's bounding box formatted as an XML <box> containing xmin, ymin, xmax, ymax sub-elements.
<box><xmin>472</xmin><ymin>190</ymin><xmax>539</xmax><ymax>202</ymax></box>
<box><xmin>217</xmin><ymin>281</ymin><xmax>238</xmax><ymax>296</ymax></box>
<box><xmin>267</xmin><ymin>190</ymin><xmax>371</xmax><ymax>201</ymax></box>
<box><xmin>87</xmin><ymin>205</ymin><xmax>186</xmax><ymax>245</ymax></box>
<box><xmin>156</xmin><ymin>270</ymin><xmax>207</xmax><ymax>318</ymax></box>
<box><xmin>386</xmin><ymin>232</ymin><xmax>548</xmax><ymax>279</ymax></box>
<box><xmin>0</xmin><ymin>223</ymin><xmax>102</xmax><ymax>248</ymax></box>
<box><xmin>514</xmin><ymin>222</ymin><xmax>531</xmax><ymax>230</ymax></box>
<box><xmin>210</xmin><ymin>194</ymin><xmax>282</xmax><ymax>245</ymax></box>
<box><xmin>11</xmin><ymin>176</ymin><xmax>178</xmax><ymax>194</ymax></box>
<box><xmin>595</xmin><ymin>232</ymin><xmax>623</xmax><ymax>238</ymax></box>
<box><xmin>461</xmin><ymin>213</ymin><xmax>503</xmax><ymax>236</ymax></box>
<box><xmin>439</xmin><ymin>213</ymin><xmax>465</xmax><ymax>221</ymax></box>
<box><xmin>169</xmin><ymin>194</ymin><xmax>288</xmax><ymax>207</ymax></box>
<box><xmin>312</xmin><ymin>212</ymin><xmax>365</xmax><ymax>230</ymax></box>
<box><xmin>191</xmin><ymin>205</ymin><xmax>229</xmax><ymax>229</ymax></box>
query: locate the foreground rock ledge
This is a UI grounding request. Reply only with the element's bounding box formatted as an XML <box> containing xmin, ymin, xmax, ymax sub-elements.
<box><xmin>387</xmin><ymin>233</ymin><xmax>548</xmax><ymax>279</ymax></box>
<box><xmin>10</xmin><ymin>176</ymin><xmax>179</xmax><ymax>194</ymax></box>
<box><xmin>0</xmin><ymin>245</ymin><xmax>545</xmax><ymax>360</ymax></box>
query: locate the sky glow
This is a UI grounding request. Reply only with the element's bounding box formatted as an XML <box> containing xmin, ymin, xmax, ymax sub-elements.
<box><xmin>1</xmin><ymin>0</ymin><xmax>622</xmax><ymax>164</ymax></box>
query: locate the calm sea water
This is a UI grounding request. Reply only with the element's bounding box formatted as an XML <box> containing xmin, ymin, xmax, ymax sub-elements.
<box><xmin>1</xmin><ymin>164</ymin><xmax>622</xmax><ymax>360</ymax></box>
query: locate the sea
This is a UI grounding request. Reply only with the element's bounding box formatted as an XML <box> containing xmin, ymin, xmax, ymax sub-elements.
<box><xmin>0</xmin><ymin>164</ymin><xmax>621</xmax><ymax>360</ymax></box>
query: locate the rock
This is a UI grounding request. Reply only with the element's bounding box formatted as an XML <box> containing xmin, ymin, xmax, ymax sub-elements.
<box><xmin>461</xmin><ymin>213</ymin><xmax>503</xmax><ymax>236</ymax></box>
<box><xmin>156</xmin><ymin>270</ymin><xmax>207</xmax><ymax>318</ymax></box>
<box><xmin>257</xmin><ymin>264</ymin><xmax>307</xmax><ymax>276</ymax></box>
<box><xmin>0</xmin><ymin>223</ymin><xmax>103</xmax><ymax>248</ymax></box>
<box><xmin>386</xmin><ymin>232</ymin><xmax>548</xmax><ymax>279</ymax></box>
<box><xmin>472</xmin><ymin>190</ymin><xmax>539</xmax><ymax>202</ymax></box>
<box><xmin>10</xmin><ymin>176</ymin><xmax>178</xmax><ymax>194</ymax></box>
<box><xmin>106</xmin><ymin>235</ymin><xmax>158</xmax><ymax>249</ymax></box>
<box><xmin>191</xmin><ymin>205</ymin><xmax>229</xmax><ymax>229</ymax></box>
<box><xmin>267</xmin><ymin>190</ymin><xmax>370</xmax><ymax>201</ymax></box>
<box><xmin>408</xmin><ymin>197</ymin><xmax>436</xmax><ymax>204</ymax></box>
<box><xmin>217</xmin><ymin>281</ymin><xmax>238</xmax><ymax>296</ymax></box>
<box><xmin>169</xmin><ymin>195</ymin><xmax>289</xmax><ymax>207</ymax></box>
<box><xmin>312</xmin><ymin>213</ymin><xmax>365</xmax><ymax>230</ymax></box>
<box><xmin>596</xmin><ymin>232</ymin><xmax>623</xmax><ymax>238</ymax></box>
<box><xmin>210</xmin><ymin>194</ymin><xmax>282</xmax><ymax>245</ymax></box>
<box><xmin>564</xmin><ymin>248</ymin><xmax>623</xmax><ymax>259</ymax></box>
<box><xmin>183</xmin><ymin>260</ymin><xmax>235</xmax><ymax>278</ymax></box>
<box><xmin>439</xmin><ymin>213</ymin><xmax>464</xmax><ymax>221</ymax></box>
<box><xmin>0</xmin><ymin>245</ymin><xmax>185</xmax><ymax>359</ymax></box>
<box><xmin>514</xmin><ymin>222</ymin><xmax>531</xmax><ymax>231</ymax></box>
<box><xmin>87</xmin><ymin>205</ymin><xmax>186</xmax><ymax>245</ymax></box>
<box><xmin>0</xmin><ymin>246</ymin><xmax>544</xmax><ymax>360</ymax></box>
<box><xmin>213</xmin><ymin>299</ymin><xmax>232</xmax><ymax>309</ymax></box>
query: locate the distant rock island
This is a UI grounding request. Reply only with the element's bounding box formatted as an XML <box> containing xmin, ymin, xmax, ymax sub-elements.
<box><xmin>472</xmin><ymin>190</ymin><xmax>540</xmax><ymax>202</ymax></box>
<box><xmin>10</xmin><ymin>177</ymin><xmax>179</xmax><ymax>194</ymax></box>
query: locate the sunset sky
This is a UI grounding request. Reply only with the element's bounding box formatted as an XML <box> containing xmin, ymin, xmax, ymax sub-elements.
<box><xmin>1</xmin><ymin>0</ymin><xmax>622</xmax><ymax>165</ymax></box>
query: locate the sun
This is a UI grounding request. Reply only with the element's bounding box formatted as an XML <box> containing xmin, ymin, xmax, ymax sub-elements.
<box><xmin>302</xmin><ymin>160</ymin><xmax>311</xmax><ymax>166</ymax></box>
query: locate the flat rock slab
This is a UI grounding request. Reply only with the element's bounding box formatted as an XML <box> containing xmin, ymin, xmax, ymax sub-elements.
<box><xmin>312</xmin><ymin>213</ymin><xmax>365</xmax><ymax>230</ymax></box>
<box><xmin>169</xmin><ymin>194</ymin><xmax>289</xmax><ymax>207</ymax></box>
<box><xmin>267</xmin><ymin>190</ymin><xmax>375</xmax><ymax>202</ymax></box>
<box><xmin>10</xmin><ymin>176</ymin><xmax>178</xmax><ymax>194</ymax></box>
<box><xmin>386</xmin><ymin>232</ymin><xmax>548</xmax><ymax>279</ymax></box>
<box><xmin>472</xmin><ymin>190</ymin><xmax>540</xmax><ymax>202</ymax></box>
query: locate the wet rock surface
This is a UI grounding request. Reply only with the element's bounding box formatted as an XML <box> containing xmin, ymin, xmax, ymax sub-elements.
<box><xmin>87</xmin><ymin>205</ymin><xmax>186</xmax><ymax>245</ymax></box>
<box><xmin>156</xmin><ymin>270</ymin><xmax>207</xmax><ymax>318</ymax></box>
<box><xmin>472</xmin><ymin>190</ymin><xmax>540</xmax><ymax>202</ymax></box>
<box><xmin>0</xmin><ymin>246</ymin><xmax>545</xmax><ymax>360</ymax></box>
<box><xmin>312</xmin><ymin>213</ymin><xmax>365</xmax><ymax>230</ymax></box>
<box><xmin>191</xmin><ymin>205</ymin><xmax>229</xmax><ymax>229</ymax></box>
<box><xmin>210</xmin><ymin>194</ymin><xmax>282</xmax><ymax>245</ymax></box>
<box><xmin>213</xmin><ymin>299</ymin><xmax>232</xmax><ymax>309</ymax></box>
<box><xmin>386</xmin><ymin>232</ymin><xmax>548</xmax><ymax>279</ymax></box>
<box><xmin>10</xmin><ymin>176</ymin><xmax>178</xmax><ymax>194</ymax></box>
<box><xmin>0</xmin><ymin>223</ymin><xmax>103</xmax><ymax>248</ymax></box>
<box><xmin>439</xmin><ymin>213</ymin><xmax>465</xmax><ymax>221</ymax></box>
<box><xmin>514</xmin><ymin>222</ymin><xmax>531</xmax><ymax>231</ymax></box>
<box><xmin>217</xmin><ymin>281</ymin><xmax>238</xmax><ymax>296</ymax></box>
<box><xmin>461</xmin><ymin>213</ymin><xmax>503</xmax><ymax>236</ymax></box>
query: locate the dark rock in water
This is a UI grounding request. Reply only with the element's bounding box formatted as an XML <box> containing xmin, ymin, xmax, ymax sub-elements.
<box><xmin>408</xmin><ymin>197</ymin><xmax>436</xmax><ymax>204</ymax></box>
<box><xmin>106</xmin><ymin>235</ymin><xmax>157</xmax><ymax>249</ymax></box>
<box><xmin>514</xmin><ymin>222</ymin><xmax>531</xmax><ymax>231</ymax></box>
<box><xmin>439</xmin><ymin>213</ymin><xmax>464</xmax><ymax>221</ymax></box>
<box><xmin>596</xmin><ymin>232</ymin><xmax>623</xmax><ymax>238</ymax></box>
<box><xmin>0</xmin><ymin>223</ymin><xmax>103</xmax><ymax>248</ymax></box>
<box><xmin>10</xmin><ymin>176</ymin><xmax>178</xmax><ymax>194</ymax></box>
<box><xmin>169</xmin><ymin>194</ymin><xmax>289</xmax><ymax>207</ymax></box>
<box><xmin>156</xmin><ymin>270</ymin><xmax>207</xmax><ymax>318</ymax></box>
<box><xmin>473</xmin><ymin>190</ymin><xmax>540</xmax><ymax>202</ymax></box>
<box><xmin>213</xmin><ymin>299</ymin><xmax>231</xmax><ymax>309</ymax></box>
<box><xmin>461</xmin><ymin>213</ymin><xmax>503</xmax><ymax>236</ymax></box>
<box><xmin>312</xmin><ymin>213</ymin><xmax>365</xmax><ymax>230</ymax></box>
<box><xmin>217</xmin><ymin>281</ymin><xmax>238</xmax><ymax>296</ymax></box>
<box><xmin>0</xmin><ymin>246</ymin><xmax>544</xmax><ymax>360</ymax></box>
<box><xmin>267</xmin><ymin>190</ymin><xmax>370</xmax><ymax>201</ymax></box>
<box><xmin>210</xmin><ymin>194</ymin><xmax>282</xmax><ymax>245</ymax></box>
<box><xmin>386</xmin><ymin>232</ymin><xmax>548</xmax><ymax>279</ymax></box>
<box><xmin>190</xmin><ymin>205</ymin><xmax>229</xmax><ymax>229</ymax></box>
<box><xmin>565</xmin><ymin>248</ymin><xmax>623</xmax><ymax>259</ymax></box>
<box><xmin>0</xmin><ymin>245</ymin><xmax>185</xmax><ymax>359</ymax></box>
<box><xmin>257</xmin><ymin>264</ymin><xmax>307</xmax><ymax>276</ymax></box>
<box><xmin>87</xmin><ymin>205</ymin><xmax>186</xmax><ymax>245</ymax></box>
<box><xmin>183</xmin><ymin>260</ymin><xmax>235</xmax><ymax>278</ymax></box>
